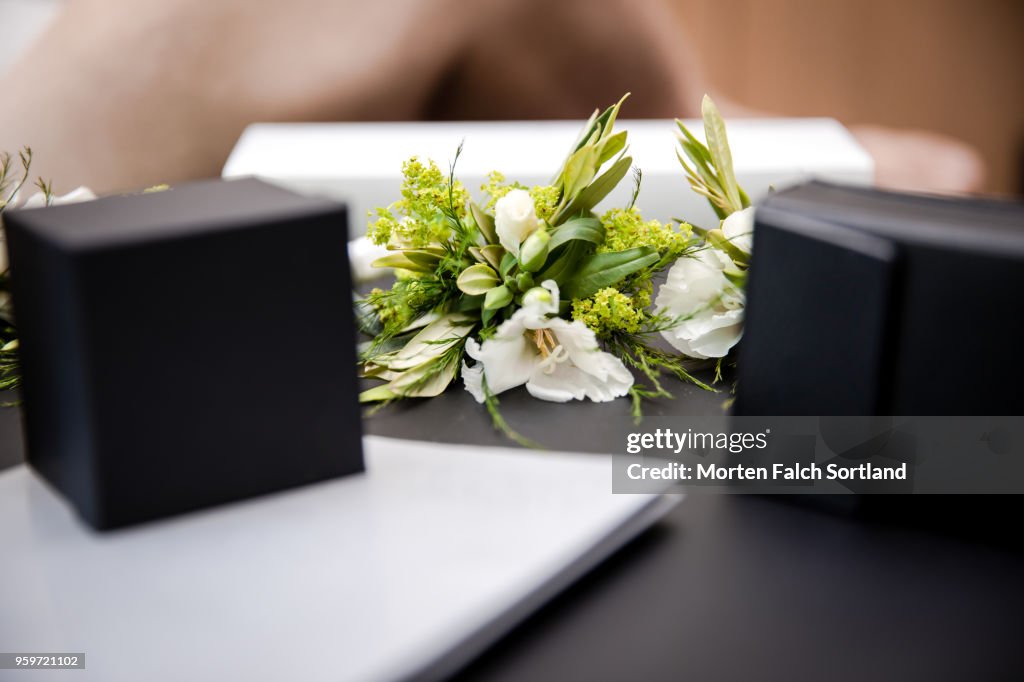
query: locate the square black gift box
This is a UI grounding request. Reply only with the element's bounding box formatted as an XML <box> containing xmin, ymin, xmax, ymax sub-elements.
<box><xmin>4</xmin><ymin>178</ymin><xmax>363</xmax><ymax>529</ymax></box>
<box><xmin>736</xmin><ymin>180</ymin><xmax>1024</xmax><ymax>416</ymax></box>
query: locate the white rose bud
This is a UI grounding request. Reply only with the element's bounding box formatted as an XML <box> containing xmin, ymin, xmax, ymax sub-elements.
<box><xmin>655</xmin><ymin>248</ymin><xmax>745</xmax><ymax>359</ymax></box>
<box><xmin>494</xmin><ymin>189</ymin><xmax>540</xmax><ymax>256</ymax></box>
<box><xmin>721</xmin><ymin>206</ymin><xmax>755</xmax><ymax>255</ymax></box>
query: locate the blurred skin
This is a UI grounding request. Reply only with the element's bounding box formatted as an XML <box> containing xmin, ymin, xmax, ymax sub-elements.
<box><xmin>0</xmin><ymin>0</ymin><xmax>984</xmax><ymax>195</ymax></box>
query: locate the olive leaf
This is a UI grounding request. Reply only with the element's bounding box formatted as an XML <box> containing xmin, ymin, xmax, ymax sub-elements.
<box><xmin>560</xmin><ymin>246</ymin><xmax>659</xmax><ymax>300</ymax></box>
<box><xmin>470</xmin><ymin>201</ymin><xmax>498</xmax><ymax>245</ymax></box>
<box><xmin>548</xmin><ymin>216</ymin><xmax>606</xmax><ymax>251</ymax></box>
<box><xmin>371</xmin><ymin>252</ymin><xmax>435</xmax><ymax>273</ymax></box>
<box><xmin>456</xmin><ymin>263</ymin><xmax>501</xmax><ymax>295</ymax></box>
<box><xmin>535</xmin><ymin>239</ymin><xmax>590</xmax><ymax>286</ymax></box>
<box><xmin>478</xmin><ymin>244</ymin><xmax>504</xmax><ymax>271</ymax></box>
<box><xmin>484</xmin><ymin>285</ymin><xmax>513</xmax><ymax>310</ymax></box>
<box><xmin>499</xmin><ymin>252</ymin><xmax>517</xmax><ymax>279</ymax></box>
<box><xmin>706</xmin><ymin>229</ymin><xmax>749</xmax><ymax>267</ymax></box>
<box><xmin>554</xmin><ymin>154</ymin><xmax>632</xmax><ymax>223</ymax></box>
<box><xmin>674</xmin><ymin>95</ymin><xmax>751</xmax><ymax>220</ymax></box>
<box><xmin>701</xmin><ymin>95</ymin><xmax>742</xmax><ymax>214</ymax></box>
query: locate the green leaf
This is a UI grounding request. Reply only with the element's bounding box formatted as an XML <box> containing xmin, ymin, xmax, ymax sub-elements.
<box><xmin>456</xmin><ymin>263</ymin><xmax>501</xmax><ymax>295</ymax></box>
<box><xmin>470</xmin><ymin>201</ymin><xmax>498</xmax><ymax>244</ymax></box>
<box><xmin>561</xmin><ymin>246</ymin><xmax>660</xmax><ymax>300</ymax></box>
<box><xmin>559</xmin><ymin>145</ymin><xmax>599</xmax><ymax>201</ymax></box>
<box><xmin>568</xmin><ymin>108</ymin><xmax>601</xmax><ymax>156</ymax></box>
<box><xmin>371</xmin><ymin>252</ymin><xmax>434</xmax><ymax>273</ymax></box>
<box><xmin>484</xmin><ymin>285</ymin><xmax>513</xmax><ymax>310</ymax></box>
<box><xmin>589</xmin><ymin>92</ymin><xmax>629</xmax><ymax>148</ymax></box>
<box><xmin>676</xmin><ymin>120</ymin><xmax>714</xmax><ymax>167</ymax></box>
<box><xmin>455</xmin><ymin>294</ymin><xmax>484</xmax><ymax>311</ymax></box>
<box><xmin>403</xmin><ymin>249</ymin><xmax>443</xmax><ymax>267</ymax></box>
<box><xmin>535</xmin><ymin>240</ymin><xmax>590</xmax><ymax>286</ymax></box>
<box><xmin>723</xmin><ymin>267</ymin><xmax>748</xmax><ymax>289</ymax></box>
<box><xmin>499</xmin><ymin>252</ymin><xmax>517</xmax><ymax>279</ymax></box>
<box><xmin>479</xmin><ymin>244</ymin><xmax>504</xmax><ymax>271</ymax></box>
<box><xmin>360</xmin><ymin>385</ymin><xmax>398</xmax><ymax>403</ymax></box>
<box><xmin>706</xmin><ymin>229</ymin><xmax>749</xmax><ymax>267</ymax></box>
<box><xmin>548</xmin><ymin>216</ymin><xmax>606</xmax><ymax>251</ymax></box>
<box><xmin>556</xmin><ymin>154</ymin><xmax>632</xmax><ymax>222</ymax></box>
<box><xmin>481</xmin><ymin>306</ymin><xmax>498</xmax><ymax>327</ymax></box>
<box><xmin>388</xmin><ymin>357</ymin><xmax>459</xmax><ymax>397</ymax></box>
<box><xmin>595</xmin><ymin>130</ymin><xmax>627</xmax><ymax>165</ymax></box>
<box><xmin>738</xmin><ymin>185</ymin><xmax>752</xmax><ymax>209</ymax></box>
<box><xmin>701</xmin><ymin>95</ymin><xmax>742</xmax><ymax>214</ymax></box>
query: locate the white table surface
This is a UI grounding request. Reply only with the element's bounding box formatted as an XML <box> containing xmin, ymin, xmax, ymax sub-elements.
<box><xmin>0</xmin><ymin>435</ymin><xmax>677</xmax><ymax>682</ymax></box>
<box><xmin>223</xmin><ymin>118</ymin><xmax>874</xmax><ymax>229</ymax></box>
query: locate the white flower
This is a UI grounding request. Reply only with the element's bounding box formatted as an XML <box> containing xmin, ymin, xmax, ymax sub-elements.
<box><xmin>462</xmin><ymin>280</ymin><xmax>633</xmax><ymax>403</ymax></box>
<box><xmin>347</xmin><ymin>236</ymin><xmax>392</xmax><ymax>283</ymax></box>
<box><xmin>19</xmin><ymin>186</ymin><xmax>96</xmax><ymax>210</ymax></box>
<box><xmin>1</xmin><ymin>186</ymin><xmax>96</xmax><ymax>274</ymax></box>
<box><xmin>656</xmin><ymin>248</ymin><xmax>744</xmax><ymax>359</ymax></box>
<box><xmin>721</xmin><ymin>206</ymin><xmax>755</xmax><ymax>255</ymax></box>
<box><xmin>494</xmin><ymin>189</ymin><xmax>540</xmax><ymax>257</ymax></box>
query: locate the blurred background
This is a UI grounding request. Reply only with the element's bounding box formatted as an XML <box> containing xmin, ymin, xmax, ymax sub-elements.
<box><xmin>0</xmin><ymin>0</ymin><xmax>1021</xmax><ymax>196</ymax></box>
<box><xmin>668</xmin><ymin>0</ymin><xmax>1024</xmax><ymax>196</ymax></box>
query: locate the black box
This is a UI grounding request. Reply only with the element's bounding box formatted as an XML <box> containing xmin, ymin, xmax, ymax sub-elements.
<box><xmin>4</xmin><ymin>178</ymin><xmax>363</xmax><ymax>529</ymax></box>
<box><xmin>736</xmin><ymin>181</ymin><xmax>1024</xmax><ymax>416</ymax></box>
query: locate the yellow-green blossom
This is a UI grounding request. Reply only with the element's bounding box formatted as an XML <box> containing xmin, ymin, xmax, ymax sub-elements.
<box><xmin>572</xmin><ymin>287</ymin><xmax>648</xmax><ymax>338</ymax></box>
<box><xmin>368</xmin><ymin>157</ymin><xmax>469</xmax><ymax>247</ymax></box>
<box><xmin>367</xmin><ymin>275</ymin><xmax>438</xmax><ymax>332</ymax></box>
<box><xmin>599</xmin><ymin>207</ymin><xmax>692</xmax><ymax>255</ymax></box>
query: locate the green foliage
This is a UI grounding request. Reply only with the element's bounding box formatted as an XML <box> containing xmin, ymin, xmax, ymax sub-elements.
<box><xmin>368</xmin><ymin>157</ymin><xmax>470</xmax><ymax>248</ymax></box>
<box><xmin>550</xmin><ymin>93</ymin><xmax>632</xmax><ymax>224</ymax></box>
<box><xmin>548</xmin><ymin>216</ymin><xmax>605</xmax><ymax>251</ymax></box>
<box><xmin>560</xmin><ymin>246</ymin><xmax>659</xmax><ymax>300</ymax></box>
<box><xmin>599</xmin><ymin>207</ymin><xmax>692</xmax><ymax>256</ymax></box>
<box><xmin>571</xmin><ymin>287</ymin><xmax>647</xmax><ymax>337</ymax></box>
<box><xmin>0</xmin><ymin>147</ymin><xmax>52</xmax><ymax>397</ymax></box>
<box><xmin>674</xmin><ymin>95</ymin><xmax>751</xmax><ymax>219</ymax></box>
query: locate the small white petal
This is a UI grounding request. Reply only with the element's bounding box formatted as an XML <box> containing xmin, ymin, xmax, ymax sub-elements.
<box><xmin>520</xmin><ymin>279</ymin><xmax>560</xmax><ymax>326</ymax></box>
<box><xmin>721</xmin><ymin>206</ymin><xmax>755</xmax><ymax>254</ymax></box>
<box><xmin>461</xmin><ymin>361</ymin><xmax>486</xmax><ymax>403</ymax></box>
<box><xmin>541</xmin><ymin>318</ymin><xmax>608</xmax><ymax>378</ymax></box>
<box><xmin>55</xmin><ymin>187</ymin><xmax>97</xmax><ymax>204</ymax></box>
<box><xmin>469</xmin><ymin>318</ymin><xmax>536</xmax><ymax>396</ymax></box>
<box><xmin>526</xmin><ymin>355</ymin><xmax>632</xmax><ymax>403</ymax></box>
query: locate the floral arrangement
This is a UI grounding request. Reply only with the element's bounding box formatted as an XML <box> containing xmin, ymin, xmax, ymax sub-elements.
<box><xmin>0</xmin><ymin>96</ymin><xmax>756</xmax><ymax>436</ymax></box>
<box><xmin>0</xmin><ymin>148</ymin><xmax>95</xmax><ymax>396</ymax></box>
<box><xmin>357</xmin><ymin>94</ymin><xmax>755</xmax><ymax>441</ymax></box>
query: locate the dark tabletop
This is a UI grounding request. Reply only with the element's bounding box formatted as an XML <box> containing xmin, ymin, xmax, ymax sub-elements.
<box><xmin>363</xmin><ymin>381</ymin><xmax>1024</xmax><ymax>682</ymax></box>
<box><xmin>3</xmin><ymin>380</ymin><xmax>1022</xmax><ymax>681</ymax></box>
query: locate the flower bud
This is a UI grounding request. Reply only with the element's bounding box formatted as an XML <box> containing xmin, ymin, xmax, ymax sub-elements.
<box><xmin>494</xmin><ymin>189</ymin><xmax>540</xmax><ymax>256</ymax></box>
<box><xmin>522</xmin><ymin>286</ymin><xmax>553</xmax><ymax>309</ymax></box>
<box><xmin>515</xmin><ymin>272</ymin><xmax>535</xmax><ymax>291</ymax></box>
<box><xmin>484</xmin><ymin>284</ymin><xmax>514</xmax><ymax>311</ymax></box>
<box><xmin>518</xmin><ymin>228</ymin><xmax>550</xmax><ymax>272</ymax></box>
<box><xmin>720</xmin><ymin>206</ymin><xmax>755</xmax><ymax>255</ymax></box>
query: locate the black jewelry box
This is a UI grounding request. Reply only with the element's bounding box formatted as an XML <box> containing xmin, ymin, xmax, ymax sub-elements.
<box><xmin>735</xmin><ymin>180</ymin><xmax>1024</xmax><ymax>416</ymax></box>
<box><xmin>4</xmin><ymin>178</ymin><xmax>363</xmax><ymax>529</ymax></box>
